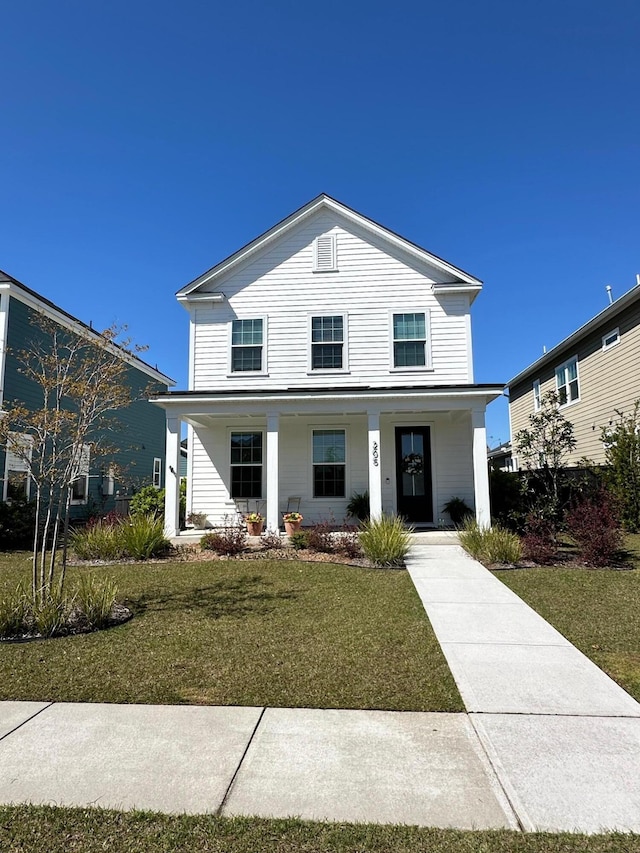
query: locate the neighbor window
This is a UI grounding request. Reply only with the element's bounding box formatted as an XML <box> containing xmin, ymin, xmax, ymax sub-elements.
<box><xmin>533</xmin><ymin>379</ymin><xmax>541</xmax><ymax>411</ymax></box>
<box><xmin>311</xmin><ymin>315</ymin><xmax>344</xmax><ymax>370</ymax></box>
<box><xmin>71</xmin><ymin>444</ymin><xmax>91</xmax><ymax>504</ymax></box>
<box><xmin>153</xmin><ymin>457</ymin><xmax>162</xmax><ymax>489</ymax></box>
<box><xmin>231</xmin><ymin>318</ymin><xmax>264</xmax><ymax>372</ymax></box>
<box><xmin>602</xmin><ymin>328</ymin><xmax>620</xmax><ymax>350</ymax></box>
<box><xmin>392</xmin><ymin>312</ymin><xmax>429</xmax><ymax>368</ymax></box>
<box><xmin>312</xmin><ymin>429</ymin><xmax>345</xmax><ymax>498</ymax></box>
<box><xmin>313</xmin><ymin>234</ymin><xmax>337</xmax><ymax>271</ymax></box>
<box><xmin>230</xmin><ymin>432</ymin><xmax>262</xmax><ymax>498</ymax></box>
<box><xmin>4</xmin><ymin>433</ymin><xmax>32</xmax><ymax>501</ymax></box>
<box><xmin>555</xmin><ymin>357</ymin><xmax>579</xmax><ymax>406</ymax></box>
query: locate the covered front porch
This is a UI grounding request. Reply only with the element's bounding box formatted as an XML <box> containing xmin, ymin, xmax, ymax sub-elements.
<box><xmin>151</xmin><ymin>385</ymin><xmax>503</xmax><ymax>537</ymax></box>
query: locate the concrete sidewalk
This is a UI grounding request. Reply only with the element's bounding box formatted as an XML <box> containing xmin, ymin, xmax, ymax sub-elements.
<box><xmin>0</xmin><ymin>701</ymin><xmax>517</xmax><ymax>829</ymax></box>
<box><xmin>407</xmin><ymin>542</ymin><xmax>640</xmax><ymax>833</ymax></box>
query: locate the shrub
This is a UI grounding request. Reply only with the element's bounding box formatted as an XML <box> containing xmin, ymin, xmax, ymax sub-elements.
<box><xmin>260</xmin><ymin>529</ymin><xmax>283</xmax><ymax>550</ymax></box>
<box><xmin>459</xmin><ymin>519</ymin><xmax>522</xmax><ymax>565</ymax></box>
<box><xmin>346</xmin><ymin>491</ymin><xmax>370</xmax><ymax>522</ymax></box>
<box><xmin>359</xmin><ymin>515</ymin><xmax>412</xmax><ymax>568</ymax></box>
<box><xmin>333</xmin><ymin>529</ymin><xmax>362</xmax><ymax>558</ymax></box>
<box><xmin>565</xmin><ymin>490</ymin><xmax>623</xmax><ymax>567</ymax></box>
<box><xmin>74</xmin><ymin>574</ymin><xmax>118</xmax><ymax>629</ymax></box>
<box><xmin>442</xmin><ymin>497</ymin><xmax>474</xmax><ymax>526</ymax></box>
<box><xmin>119</xmin><ymin>514</ymin><xmax>170</xmax><ymax>560</ymax></box>
<box><xmin>130</xmin><ymin>485</ymin><xmax>165</xmax><ymax>518</ymax></box>
<box><xmin>288</xmin><ymin>530</ymin><xmax>309</xmax><ymax>551</ymax></box>
<box><xmin>306</xmin><ymin>520</ymin><xmax>335</xmax><ymax>553</ymax></box>
<box><xmin>0</xmin><ymin>498</ymin><xmax>36</xmax><ymax>551</ymax></box>
<box><xmin>201</xmin><ymin>522</ymin><xmax>247</xmax><ymax>556</ymax></box>
<box><xmin>71</xmin><ymin>521</ymin><xmax>126</xmax><ymax>561</ymax></box>
<box><xmin>522</xmin><ymin>513</ymin><xmax>557</xmax><ymax>564</ymax></box>
<box><xmin>0</xmin><ymin>583</ymin><xmax>31</xmax><ymax>638</ymax></box>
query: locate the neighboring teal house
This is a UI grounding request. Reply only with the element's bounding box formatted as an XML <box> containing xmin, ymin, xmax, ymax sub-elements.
<box><xmin>0</xmin><ymin>270</ymin><xmax>174</xmax><ymax>517</ymax></box>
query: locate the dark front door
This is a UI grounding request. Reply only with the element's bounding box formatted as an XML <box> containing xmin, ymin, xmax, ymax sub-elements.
<box><xmin>395</xmin><ymin>426</ymin><xmax>433</xmax><ymax>523</ymax></box>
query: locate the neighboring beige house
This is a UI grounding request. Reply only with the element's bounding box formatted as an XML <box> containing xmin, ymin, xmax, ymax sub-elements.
<box><xmin>508</xmin><ymin>280</ymin><xmax>640</xmax><ymax>467</ymax></box>
<box><xmin>152</xmin><ymin>194</ymin><xmax>503</xmax><ymax>536</ymax></box>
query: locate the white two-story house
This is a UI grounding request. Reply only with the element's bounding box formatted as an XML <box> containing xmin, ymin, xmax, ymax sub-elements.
<box><xmin>152</xmin><ymin>195</ymin><xmax>503</xmax><ymax>536</ymax></box>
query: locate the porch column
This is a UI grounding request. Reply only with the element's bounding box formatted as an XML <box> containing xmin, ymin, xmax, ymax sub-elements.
<box><xmin>472</xmin><ymin>407</ymin><xmax>491</xmax><ymax>528</ymax></box>
<box><xmin>367</xmin><ymin>412</ymin><xmax>383</xmax><ymax>521</ymax></box>
<box><xmin>164</xmin><ymin>416</ymin><xmax>181</xmax><ymax>538</ymax></box>
<box><xmin>266</xmin><ymin>413</ymin><xmax>279</xmax><ymax>532</ymax></box>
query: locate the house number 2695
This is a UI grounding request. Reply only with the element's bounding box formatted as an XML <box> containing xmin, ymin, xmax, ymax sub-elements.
<box><xmin>372</xmin><ymin>442</ymin><xmax>379</xmax><ymax>467</ymax></box>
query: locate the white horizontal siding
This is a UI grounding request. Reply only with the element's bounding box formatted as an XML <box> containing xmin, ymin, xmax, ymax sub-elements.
<box><xmin>191</xmin><ymin>210</ymin><xmax>472</xmax><ymax>390</ymax></box>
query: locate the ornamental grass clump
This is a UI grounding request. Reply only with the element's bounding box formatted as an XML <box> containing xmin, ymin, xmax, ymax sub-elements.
<box><xmin>75</xmin><ymin>573</ymin><xmax>118</xmax><ymax>629</ymax></box>
<box><xmin>458</xmin><ymin>518</ymin><xmax>522</xmax><ymax>565</ymax></box>
<box><xmin>70</xmin><ymin>521</ymin><xmax>126</xmax><ymax>561</ymax></box>
<box><xmin>359</xmin><ymin>514</ymin><xmax>412</xmax><ymax>568</ymax></box>
<box><xmin>119</xmin><ymin>514</ymin><xmax>170</xmax><ymax>560</ymax></box>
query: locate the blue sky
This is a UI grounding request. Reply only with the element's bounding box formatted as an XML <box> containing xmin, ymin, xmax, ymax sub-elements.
<box><xmin>2</xmin><ymin>0</ymin><xmax>639</xmax><ymax>445</ymax></box>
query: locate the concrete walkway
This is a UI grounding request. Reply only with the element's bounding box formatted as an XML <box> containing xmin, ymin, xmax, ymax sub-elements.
<box><xmin>407</xmin><ymin>541</ymin><xmax>640</xmax><ymax>833</ymax></box>
<box><xmin>1</xmin><ymin>540</ymin><xmax>639</xmax><ymax>833</ymax></box>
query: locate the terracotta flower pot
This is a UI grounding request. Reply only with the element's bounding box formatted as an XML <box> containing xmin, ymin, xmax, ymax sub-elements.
<box><xmin>284</xmin><ymin>520</ymin><xmax>302</xmax><ymax>536</ymax></box>
<box><xmin>246</xmin><ymin>520</ymin><xmax>264</xmax><ymax>536</ymax></box>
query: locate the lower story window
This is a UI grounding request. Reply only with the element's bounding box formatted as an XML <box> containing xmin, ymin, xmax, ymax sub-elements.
<box><xmin>153</xmin><ymin>457</ymin><xmax>162</xmax><ymax>488</ymax></box>
<box><xmin>230</xmin><ymin>432</ymin><xmax>262</xmax><ymax>498</ymax></box>
<box><xmin>4</xmin><ymin>432</ymin><xmax>32</xmax><ymax>501</ymax></box>
<box><xmin>312</xmin><ymin>429</ymin><xmax>345</xmax><ymax>498</ymax></box>
<box><xmin>71</xmin><ymin>444</ymin><xmax>91</xmax><ymax>504</ymax></box>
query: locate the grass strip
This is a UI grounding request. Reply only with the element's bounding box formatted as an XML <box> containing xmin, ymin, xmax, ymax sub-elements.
<box><xmin>1</xmin><ymin>806</ymin><xmax>638</xmax><ymax>853</ymax></box>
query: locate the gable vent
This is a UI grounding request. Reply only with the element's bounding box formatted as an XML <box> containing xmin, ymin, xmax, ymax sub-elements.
<box><xmin>314</xmin><ymin>234</ymin><xmax>337</xmax><ymax>272</ymax></box>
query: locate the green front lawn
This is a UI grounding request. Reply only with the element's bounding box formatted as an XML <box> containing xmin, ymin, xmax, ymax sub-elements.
<box><xmin>0</xmin><ymin>552</ymin><xmax>462</xmax><ymax>711</ymax></box>
<box><xmin>1</xmin><ymin>807</ymin><xmax>637</xmax><ymax>853</ymax></box>
<box><xmin>495</xmin><ymin>534</ymin><xmax>640</xmax><ymax>702</ymax></box>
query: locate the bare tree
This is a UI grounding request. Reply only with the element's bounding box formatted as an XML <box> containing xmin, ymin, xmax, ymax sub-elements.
<box><xmin>0</xmin><ymin>316</ymin><xmax>147</xmax><ymax>602</ymax></box>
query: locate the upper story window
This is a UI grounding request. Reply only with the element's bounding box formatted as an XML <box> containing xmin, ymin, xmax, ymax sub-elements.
<box><xmin>392</xmin><ymin>312</ymin><xmax>430</xmax><ymax>369</ymax></box>
<box><xmin>230</xmin><ymin>431</ymin><xmax>262</xmax><ymax>498</ymax></box>
<box><xmin>311</xmin><ymin>315</ymin><xmax>345</xmax><ymax>370</ymax></box>
<box><xmin>602</xmin><ymin>328</ymin><xmax>620</xmax><ymax>350</ymax></box>
<box><xmin>555</xmin><ymin>356</ymin><xmax>579</xmax><ymax>406</ymax></box>
<box><xmin>313</xmin><ymin>234</ymin><xmax>337</xmax><ymax>272</ymax></box>
<box><xmin>533</xmin><ymin>379</ymin><xmax>541</xmax><ymax>411</ymax></box>
<box><xmin>231</xmin><ymin>318</ymin><xmax>264</xmax><ymax>373</ymax></box>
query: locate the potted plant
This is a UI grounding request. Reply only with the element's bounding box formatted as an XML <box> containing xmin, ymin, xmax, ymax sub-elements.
<box><xmin>186</xmin><ymin>511</ymin><xmax>208</xmax><ymax>529</ymax></box>
<box><xmin>283</xmin><ymin>511</ymin><xmax>303</xmax><ymax>536</ymax></box>
<box><xmin>245</xmin><ymin>512</ymin><xmax>264</xmax><ymax>536</ymax></box>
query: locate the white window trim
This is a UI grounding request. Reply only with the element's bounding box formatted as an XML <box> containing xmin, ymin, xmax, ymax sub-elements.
<box><xmin>532</xmin><ymin>379</ymin><xmax>541</xmax><ymax>412</ymax></box>
<box><xmin>153</xmin><ymin>457</ymin><xmax>162</xmax><ymax>489</ymax></box>
<box><xmin>227</xmin><ymin>316</ymin><xmax>268</xmax><ymax>376</ymax></box>
<box><xmin>3</xmin><ymin>432</ymin><xmax>33</xmax><ymax>502</ymax></box>
<box><xmin>312</xmin><ymin>234</ymin><xmax>337</xmax><ymax>272</ymax></box>
<box><xmin>307</xmin><ymin>313</ymin><xmax>350</xmax><ymax>374</ymax></box>
<box><xmin>602</xmin><ymin>328</ymin><xmax>620</xmax><ymax>350</ymax></box>
<box><xmin>310</xmin><ymin>426</ymin><xmax>348</xmax><ymax>500</ymax></box>
<box><xmin>70</xmin><ymin>444</ymin><xmax>91</xmax><ymax>505</ymax></box>
<box><xmin>555</xmin><ymin>355</ymin><xmax>580</xmax><ymax>408</ymax></box>
<box><xmin>389</xmin><ymin>309</ymin><xmax>433</xmax><ymax>372</ymax></box>
<box><xmin>228</xmin><ymin>428</ymin><xmax>265</xmax><ymax>501</ymax></box>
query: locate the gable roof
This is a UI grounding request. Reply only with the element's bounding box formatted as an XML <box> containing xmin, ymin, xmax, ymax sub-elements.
<box><xmin>0</xmin><ymin>269</ymin><xmax>174</xmax><ymax>386</ymax></box>
<box><xmin>177</xmin><ymin>194</ymin><xmax>483</xmax><ymax>302</ymax></box>
<box><xmin>507</xmin><ymin>281</ymin><xmax>640</xmax><ymax>389</ymax></box>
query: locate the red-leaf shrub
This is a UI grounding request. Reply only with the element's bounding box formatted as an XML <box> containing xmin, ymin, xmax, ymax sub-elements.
<box><xmin>522</xmin><ymin>513</ymin><xmax>557</xmax><ymax>564</ymax></box>
<box><xmin>564</xmin><ymin>490</ymin><xmax>622</xmax><ymax>567</ymax></box>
